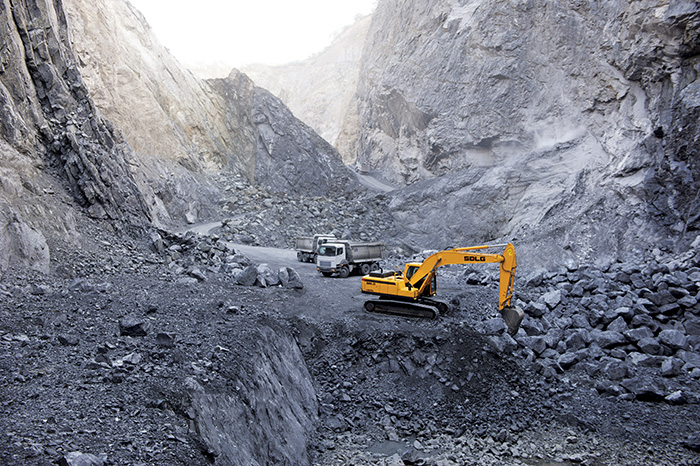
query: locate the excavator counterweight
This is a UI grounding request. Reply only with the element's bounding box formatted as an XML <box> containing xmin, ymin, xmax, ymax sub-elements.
<box><xmin>361</xmin><ymin>243</ymin><xmax>524</xmax><ymax>335</ymax></box>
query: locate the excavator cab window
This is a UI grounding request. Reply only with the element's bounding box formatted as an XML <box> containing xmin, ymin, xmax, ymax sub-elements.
<box><xmin>405</xmin><ymin>265</ymin><xmax>418</xmax><ymax>280</ymax></box>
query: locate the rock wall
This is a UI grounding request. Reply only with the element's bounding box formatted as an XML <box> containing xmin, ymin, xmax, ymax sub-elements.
<box><xmin>0</xmin><ymin>0</ymin><xmax>358</xmax><ymax>272</ymax></box>
<box><xmin>63</xmin><ymin>0</ymin><xmax>357</xmax><ymax>220</ymax></box>
<box><xmin>184</xmin><ymin>321</ymin><xmax>318</xmax><ymax>466</ymax></box>
<box><xmin>209</xmin><ymin>70</ymin><xmax>356</xmax><ymax>197</ymax></box>
<box><xmin>61</xmin><ymin>0</ymin><xmax>257</xmax><ymax>226</ymax></box>
<box><xmin>341</xmin><ymin>0</ymin><xmax>700</xmax><ymax>270</ymax></box>
<box><xmin>0</xmin><ymin>0</ymin><xmax>151</xmax><ymax>271</ymax></box>
<box><xmin>242</xmin><ymin>15</ymin><xmax>371</xmax><ymax>158</ymax></box>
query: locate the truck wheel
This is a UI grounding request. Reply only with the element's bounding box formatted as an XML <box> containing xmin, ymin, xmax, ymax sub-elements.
<box><xmin>339</xmin><ymin>266</ymin><xmax>350</xmax><ymax>278</ymax></box>
<box><xmin>360</xmin><ymin>263</ymin><xmax>371</xmax><ymax>275</ymax></box>
<box><xmin>297</xmin><ymin>252</ymin><xmax>303</xmax><ymax>262</ymax></box>
<box><xmin>312</xmin><ymin>254</ymin><xmax>318</xmax><ymax>264</ymax></box>
<box><xmin>370</xmin><ymin>262</ymin><xmax>380</xmax><ymax>272</ymax></box>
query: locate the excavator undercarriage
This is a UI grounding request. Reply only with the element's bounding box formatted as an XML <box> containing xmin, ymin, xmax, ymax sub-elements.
<box><xmin>364</xmin><ymin>296</ymin><xmax>449</xmax><ymax>319</ymax></box>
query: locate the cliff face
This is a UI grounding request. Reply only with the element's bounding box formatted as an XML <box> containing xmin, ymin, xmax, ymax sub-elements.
<box><xmin>62</xmin><ymin>0</ymin><xmax>354</xmax><ymax>214</ymax></box>
<box><xmin>0</xmin><ymin>0</ymin><xmax>151</xmax><ymax>272</ymax></box>
<box><xmin>210</xmin><ymin>70</ymin><xmax>354</xmax><ymax>196</ymax></box>
<box><xmin>343</xmin><ymin>0</ymin><xmax>700</xmax><ymax>268</ymax></box>
<box><xmin>243</xmin><ymin>15</ymin><xmax>372</xmax><ymax>158</ymax></box>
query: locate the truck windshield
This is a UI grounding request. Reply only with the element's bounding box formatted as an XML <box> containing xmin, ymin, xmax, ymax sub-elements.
<box><xmin>318</xmin><ymin>246</ymin><xmax>337</xmax><ymax>256</ymax></box>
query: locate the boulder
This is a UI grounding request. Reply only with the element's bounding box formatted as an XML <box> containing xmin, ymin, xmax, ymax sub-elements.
<box><xmin>589</xmin><ymin>329</ymin><xmax>626</xmax><ymax>349</ymax></box>
<box><xmin>541</xmin><ymin>290</ymin><xmax>562</xmax><ymax>309</ymax></box>
<box><xmin>637</xmin><ymin>337</ymin><xmax>663</xmax><ymax>355</ymax></box>
<box><xmin>658</xmin><ymin>329</ymin><xmax>688</xmax><ymax>350</ymax></box>
<box><xmin>620</xmin><ymin>376</ymin><xmax>667</xmax><ymax>402</ymax></box>
<box><xmin>58</xmin><ymin>451</ymin><xmax>105</xmax><ymax>466</ymax></box>
<box><xmin>119</xmin><ymin>317</ymin><xmax>148</xmax><ymax>337</ymax></box>
<box><xmin>279</xmin><ymin>267</ymin><xmax>304</xmax><ymax>289</ymax></box>
<box><xmin>237</xmin><ymin>265</ymin><xmax>259</xmax><ymax>286</ymax></box>
<box><xmin>661</xmin><ymin>357</ymin><xmax>684</xmax><ymax>377</ymax></box>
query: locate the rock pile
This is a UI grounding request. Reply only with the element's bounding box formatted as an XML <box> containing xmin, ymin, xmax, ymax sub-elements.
<box><xmin>214</xmin><ymin>187</ymin><xmax>394</xmax><ymax>250</ymax></box>
<box><xmin>150</xmin><ymin>230</ymin><xmax>303</xmax><ymax>289</ymax></box>
<box><xmin>490</xmin><ymin>244</ymin><xmax>700</xmax><ymax>404</ymax></box>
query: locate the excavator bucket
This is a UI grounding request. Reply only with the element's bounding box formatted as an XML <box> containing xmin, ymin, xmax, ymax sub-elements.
<box><xmin>500</xmin><ymin>306</ymin><xmax>524</xmax><ymax>336</ymax></box>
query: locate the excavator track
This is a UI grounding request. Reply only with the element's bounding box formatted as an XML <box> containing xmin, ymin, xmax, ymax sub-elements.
<box><xmin>364</xmin><ymin>299</ymin><xmax>439</xmax><ymax>319</ymax></box>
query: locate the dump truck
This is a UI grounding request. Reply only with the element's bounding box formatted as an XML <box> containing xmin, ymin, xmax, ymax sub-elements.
<box><xmin>316</xmin><ymin>240</ymin><xmax>384</xmax><ymax>278</ymax></box>
<box><xmin>295</xmin><ymin>234</ymin><xmax>336</xmax><ymax>263</ymax></box>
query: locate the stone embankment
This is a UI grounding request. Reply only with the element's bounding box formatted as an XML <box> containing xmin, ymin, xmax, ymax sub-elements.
<box><xmin>485</xmin><ymin>242</ymin><xmax>700</xmax><ymax>404</ymax></box>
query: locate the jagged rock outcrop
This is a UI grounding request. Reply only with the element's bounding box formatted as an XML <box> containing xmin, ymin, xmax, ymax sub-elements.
<box><xmin>0</xmin><ymin>0</ymin><xmax>151</xmax><ymax>271</ymax></box>
<box><xmin>184</xmin><ymin>321</ymin><xmax>318</xmax><ymax>466</ymax></box>
<box><xmin>210</xmin><ymin>70</ymin><xmax>356</xmax><ymax>196</ymax></box>
<box><xmin>242</xmin><ymin>15</ymin><xmax>371</xmax><ymax>154</ymax></box>
<box><xmin>340</xmin><ymin>0</ymin><xmax>700</xmax><ymax>270</ymax></box>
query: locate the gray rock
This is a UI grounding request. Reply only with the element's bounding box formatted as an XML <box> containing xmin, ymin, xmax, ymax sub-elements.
<box><xmin>595</xmin><ymin>380</ymin><xmax>624</xmax><ymax>397</ymax></box>
<box><xmin>488</xmin><ymin>333</ymin><xmax>518</xmax><ymax>353</ymax></box>
<box><xmin>149</xmin><ymin>231</ymin><xmax>164</xmax><ymax>253</ymax></box>
<box><xmin>602</xmin><ymin>307</ymin><xmax>634</xmax><ymax>325</ymax></box>
<box><xmin>58</xmin><ymin>451</ymin><xmax>105</xmax><ymax>466</ymax></box>
<box><xmin>685</xmin><ymin>317</ymin><xmax>700</xmax><ymax>336</ymax></box>
<box><xmin>119</xmin><ymin>317</ymin><xmax>148</xmax><ymax>337</ymax></box>
<box><xmin>658</xmin><ymin>329</ymin><xmax>688</xmax><ymax>350</ymax></box>
<box><xmin>524</xmin><ymin>301</ymin><xmax>546</xmax><ymax>318</ymax></box>
<box><xmin>155</xmin><ymin>333</ymin><xmax>175</xmax><ymax>348</ymax></box>
<box><xmin>627</xmin><ymin>352</ymin><xmax>664</xmax><ymax>367</ymax></box>
<box><xmin>188</xmin><ymin>267</ymin><xmax>207</xmax><ymax>281</ymax></box>
<box><xmin>558</xmin><ymin>352</ymin><xmax>581</xmax><ymax>370</ymax></box>
<box><xmin>541</xmin><ymin>290</ymin><xmax>562</xmax><ymax>310</ymax></box>
<box><xmin>605</xmin><ymin>360</ymin><xmax>631</xmax><ymax>381</ymax></box>
<box><xmin>676</xmin><ymin>350</ymin><xmax>700</xmax><ymax>368</ymax></box>
<box><xmin>589</xmin><ymin>329</ymin><xmax>626</xmax><ymax>349</ymax></box>
<box><xmin>606</xmin><ymin>316</ymin><xmax>628</xmax><ymax>333</ymax></box>
<box><xmin>679</xmin><ymin>295</ymin><xmax>698</xmax><ymax>308</ymax></box>
<box><xmin>237</xmin><ymin>265</ymin><xmax>259</xmax><ymax>286</ymax></box>
<box><xmin>280</xmin><ymin>267</ymin><xmax>304</xmax><ymax>289</ymax></box>
<box><xmin>520</xmin><ymin>318</ymin><xmax>544</xmax><ymax>336</ymax></box>
<box><xmin>57</xmin><ymin>335</ymin><xmax>79</xmax><ymax>346</ymax></box>
<box><xmin>665</xmin><ymin>390</ymin><xmax>687</xmax><ymax>405</ymax></box>
<box><xmin>637</xmin><ymin>337</ymin><xmax>663</xmax><ymax>355</ymax></box>
<box><xmin>483</xmin><ymin>318</ymin><xmax>507</xmax><ymax>335</ymax></box>
<box><xmin>529</xmin><ymin>336</ymin><xmax>548</xmax><ymax>355</ymax></box>
<box><xmin>624</xmin><ymin>327</ymin><xmax>654</xmax><ymax>343</ymax></box>
<box><xmin>564</xmin><ymin>330</ymin><xmax>589</xmax><ymax>352</ymax></box>
<box><xmin>620</xmin><ymin>376</ymin><xmax>667</xmax><ymax>401</ymax></box>
<box><xmin>661</xmin><ymin>357</ymin><xmax>684</xmax><ymax>377</ymax></box>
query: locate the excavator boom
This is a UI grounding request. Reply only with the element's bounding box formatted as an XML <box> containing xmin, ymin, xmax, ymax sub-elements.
<box><xmin>361</xmin><ymin>243</ymin><xmax>524</xmax><ymax>335</ymax></box>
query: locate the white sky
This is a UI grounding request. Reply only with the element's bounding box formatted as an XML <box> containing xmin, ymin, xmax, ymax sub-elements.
<box><xmin>127</xmin><ymin>0</ymin><xmax>377</xmax><ymax>68</ymax></box>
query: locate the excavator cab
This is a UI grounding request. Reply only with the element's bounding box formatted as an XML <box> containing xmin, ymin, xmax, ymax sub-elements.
<box><xmin>405</xmin><ymin>264</ymin><xmax>437</xmax><ymax>296</ymax></box>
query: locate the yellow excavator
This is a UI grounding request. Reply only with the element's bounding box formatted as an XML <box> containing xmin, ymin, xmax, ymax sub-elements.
<box><xmin>361</xmin><ymin>243</ymin><xmax>524</xmax><ymax>335</ymax></box>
